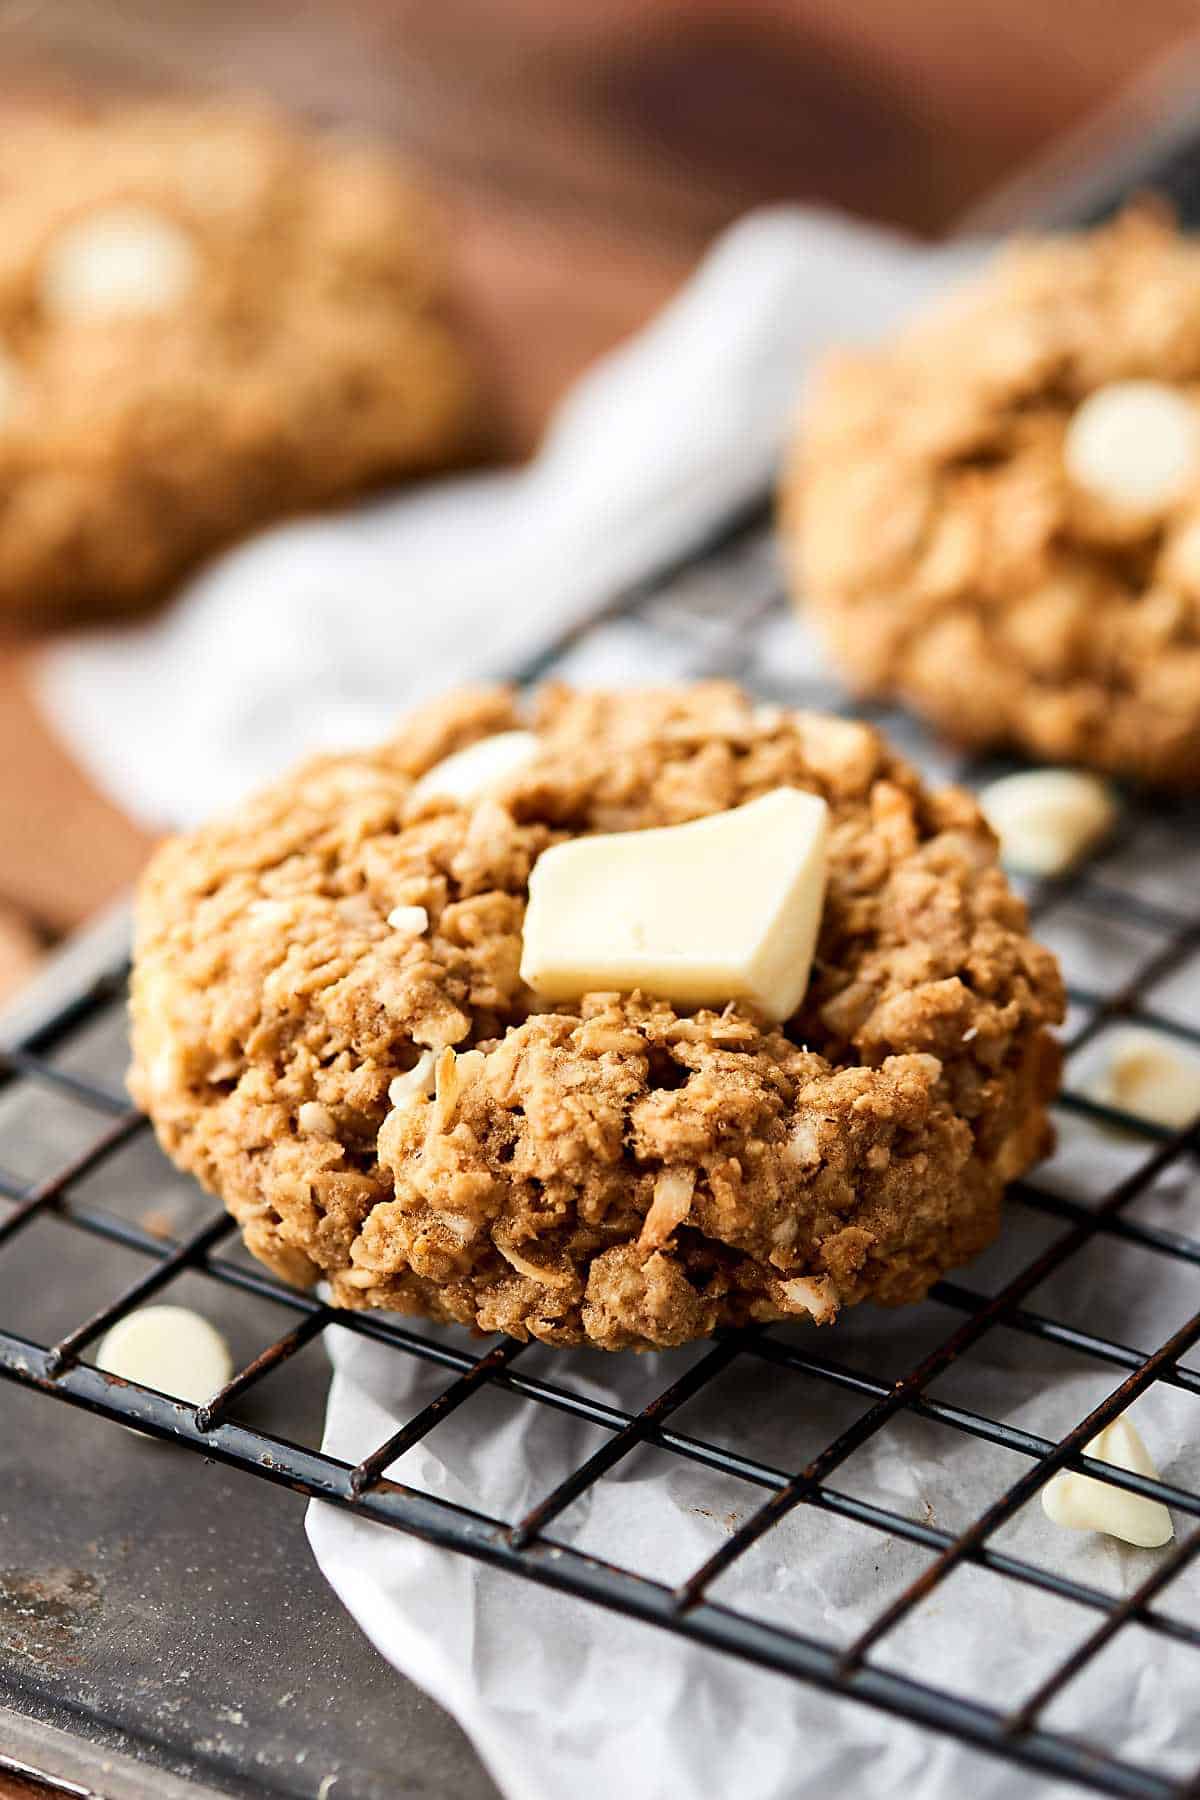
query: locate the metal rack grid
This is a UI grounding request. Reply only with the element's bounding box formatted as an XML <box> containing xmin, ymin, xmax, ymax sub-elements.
<box><xmin>1</xmin><ymin>511</ymin><xmax>1198</xmax><ymax>1800</ymax></box>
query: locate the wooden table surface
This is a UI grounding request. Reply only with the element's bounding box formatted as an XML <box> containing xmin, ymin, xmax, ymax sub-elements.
<box><xmin>1</xmin><ymin>0</ymin><xmax>1197</xmax><ymax>1008</ymax></box>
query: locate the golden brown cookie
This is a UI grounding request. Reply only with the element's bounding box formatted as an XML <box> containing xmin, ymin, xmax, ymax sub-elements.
<box><xmin>130</xmin><ymin>684</ymin><xmax>1064</xmax><ymax>1351</ymax></box>
<box><xmin>0</xmin><ymin>99</ymin><xmax>478</xmax><ymax>624</ymax></box>
<box><xmin>785</xmin><ymin>210</ymin><xmax>1200</xmax><ymax>787</ymax></box>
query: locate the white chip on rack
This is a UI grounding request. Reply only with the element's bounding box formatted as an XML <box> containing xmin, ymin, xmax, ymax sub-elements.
<box><xmin>1042</xmin><ymin>1414</ymin><xmax>1173</xmax><ymax>1548</ymax></box>
<box><xmin>41</xmin><ymin>205</ymin><xmax>198</xmax><ymax>321</ymax></box>
<box><xmin>1064</xmin><ymin>380</ymin><xmax>1200</xmax><ymax>511</ymax></box>
<box><xmin>520</xmin><ymin>787</ymin><xmax>828</xmax><ymax>1021</ymax></box>
<box><xmin>978</xmin><ymin>768</ymin><xmax>1116</xmax><ymax>875</ymax></box>
<box><xmin>96</xmin><ymin>1304</ymin><xmax>233</xmax><ymax>1407</ymax></box>
<box><xmin>408</xmin><ymin>731</ymin><xmax>539</xmax><ymax>811</ymax></box>
<box><xmin>1085</xmin><ymin>1026</ymin><xmax>1200</xmax><ymax>1131</ymax></box>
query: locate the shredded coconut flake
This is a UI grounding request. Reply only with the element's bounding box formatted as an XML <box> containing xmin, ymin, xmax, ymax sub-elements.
<box><xmin>775</xmin><ymin>1275</ymin><xmax>839</xmax><ymax>1324</ymax></box>
<box><xmin>639</xmin><ymin>1168</ymin><xmax>696</xmax><ymax>1248</ymax></box>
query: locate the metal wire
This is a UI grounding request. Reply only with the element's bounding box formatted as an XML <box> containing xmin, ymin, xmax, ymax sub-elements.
<box><xmin>1</xmin><ymin>514</ymin><xmax>1198</xmax><ymax>1800</ymax></box>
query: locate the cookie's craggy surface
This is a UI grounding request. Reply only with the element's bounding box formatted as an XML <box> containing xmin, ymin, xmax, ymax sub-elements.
<box><xmin>131</xmin><ymin>686</ymin><xmax>1064</xmax><ymax>1350</ymax></box>
<box><xmin>786</xmin><ymin>212</ymin><xmax>1200</xmax><ymax>786</ymax></box>
<box><xmin>0</xmin><ymin>100</ymin><xmax>476</xmax><ymax>623</ymax></box>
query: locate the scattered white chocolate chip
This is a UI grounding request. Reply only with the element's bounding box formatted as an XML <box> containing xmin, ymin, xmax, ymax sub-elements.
<box><xmin>41</xmin><ymin>205</ymin><xmax>198</xmax><ymax>322</ymax></box>
<box><xmin>1042</xmin><ymin>1414</ymin><xmax>1173</xmax><ymax>1548</ymax></box>
<box><xmin>96</xmin><ymin>1305</ymin><xmax>233</xmax><ymax>1407</ymax></box>
<box><xmin>297</xmin><ymin>1100</ymin><xmax>338</xmax><ymax>1137</ymax></box>
<box><xmin>1064</xmin><ymin>380</ymin><xmax>1200</xmax><ymax>512</ymax></box>
<box><xmin>520</xmin><ymin>787</ymin><xmax>829</xmax><ymax>1022</ymax></box>
<box><xmin>978</xmin><ymin>768</ymin><xmax>1116</xmax><ymax>875</ymax></box>
<box><xmin>386</xmin><ymin>904</ymin><xmax>429</xmax><ymax>936</ymax></box>
<box><xmin>408</xmin><ymin>731</ymin><xmax>539</xmax><ymax>811</ymax></box>
<box><xmin>1084</xmin><ymin>1026</ymin><xmax>1200</xmax><ymax>1132</ymax></box>
<box><xmin>387</xmin><ymin>1049</ymin><xmax>438</xmax><ymax>1109</ymax></box>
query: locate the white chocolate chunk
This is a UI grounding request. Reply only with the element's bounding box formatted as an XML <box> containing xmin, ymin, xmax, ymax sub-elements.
<box><xmin>408</xmin><ymin>731</ymin><xmax>539</xmax><ymax>811</ymax></box>
<box><xmin>1042</xmin><ymin>1414</ymin><xmax>1173</xmax><ymax>1548</ymax></box>
<box><xmin>1085</xmin><ymin>1027</ymin><xmax>1200</xmax><ymax>1131</ymax></box>
<box><xmin>1064</xmin><ymin>380</ymin><xmax>1200</xmax><ymax>512</ymax></box>
<box><xmin>978</xmin><ymin>768</ymin><xmax>1116</xmax><ymax>875</ymax></box>
<box><xmin>520</xmin><ymin>788</ymin><xmax>829</xmax><ymax>1021</ymax></box>
<box><xmin>41</xmin><ymin>205</ymin><xmax>197</xmax><ymax>321</ymax></box>
<box><xmin>386</xmin><ymin>904</ymin><xmax>429</xmax><ymax>936</ymax></box>
<box><xmin>96</xmin><ymin>1305</ymin><xmax>233</xmax><ymax>1407</ymax></box>
<box><xmin>387</xmin><ymin>1048</ymin><xmax>438</xmax><ymax>1109</ymax></box>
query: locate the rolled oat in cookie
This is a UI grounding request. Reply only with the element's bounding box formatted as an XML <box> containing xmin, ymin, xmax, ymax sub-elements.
<box><xmin>784</xmin><ymin>208</ymin><xmax>1200</xmax><ymax>787</ymax></box>
<box><xmin>0</xmin><ymin>98</ymin><xmax>477</xmax><ymax>624</ymax></box>
<box><xmin>130</xmin><ymin>683</ymin><xmax>1064</xmax><ymax>1351</ymax></box>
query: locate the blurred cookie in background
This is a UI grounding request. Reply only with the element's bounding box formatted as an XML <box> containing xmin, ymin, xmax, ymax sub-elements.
<box><xmin>784</xmin><ymin>209</ymin><xmax>1200</xmax><ymax>788</ymax></box>
<box><xmin>0</xmin><ymin>98</ymin><xmax>480</xmax><ymax>625</ymax></box>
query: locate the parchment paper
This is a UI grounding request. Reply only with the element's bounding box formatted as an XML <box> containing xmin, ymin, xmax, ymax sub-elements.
<box><xmin>306</xmin><ymin>818</ymin><xmax>1200</xmax><ymax>1800</ymax></box>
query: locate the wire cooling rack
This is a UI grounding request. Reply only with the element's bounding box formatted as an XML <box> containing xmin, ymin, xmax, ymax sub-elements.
<box><xmin>1</xmin><ymin>510</ymin><xmax>1199</xmax><ymax>1800</ymax></box>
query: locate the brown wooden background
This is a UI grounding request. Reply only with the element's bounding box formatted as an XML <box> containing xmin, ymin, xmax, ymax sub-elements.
<box><xmin>0</xmin><ymin>0</ymin><xmax>1197</xmax><ymax>1008</ymax></box>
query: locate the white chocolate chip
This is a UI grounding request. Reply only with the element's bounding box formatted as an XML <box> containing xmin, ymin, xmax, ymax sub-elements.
<box><xmin>387</xmin><ymin>1049</ymin><xmax>438</xmax><ymax>1109</ymax></box>
<box><xmin>520</xmin><ymin>788</ymin><xmax>829</xmax><ymax>1022</ymax></box>
<box><xmin>41</xmin><ymin>205</ymin><xmax>198</xmax><ymax>321</ymax></box>
<box><xmin>1064</xmin><ymin>380</ymin><xmax>1200</xmax><ymax>512</ymax></box>
<box><xmin>386</xmin><ymin>904</ymin><xmax>429</xmax><ymax>936</ymax></box>
<box><xmin>1085</xmin><ymin>1027</ymin><xmax>1200</xmax><ymax>1131</ymax></box>
<box><xmin>96</xmin><ymin>1305</ymin><xmax>233</xmax><ymax>1408</ymax></box>
<box><xmin>408</xmin><ymin>731</ymin><xmax>539</xmax><ymax>811</ymax></box>
<box><xmin>297</xmin><ymin>1100</ymin><xmax>338</xmax><ymax>1136</ymax></box>
<box><xmin>978</xmin><ymin>768</ymin><xmax>1116</xmax><ymax>875</ymax></box>
<box><xmin>1042</xmin><ymin>1414</ymin><xmax>1173</xmax><ymax>1548</ymax></box>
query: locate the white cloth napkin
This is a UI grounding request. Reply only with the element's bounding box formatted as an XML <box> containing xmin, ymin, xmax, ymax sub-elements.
<box><xmin>37</xmin><ymin>206</ymin><xmax>973</xmax><ymax>829</ymax></box>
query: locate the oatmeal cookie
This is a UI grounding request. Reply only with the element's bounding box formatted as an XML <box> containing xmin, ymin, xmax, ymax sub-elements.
<box><xmin>785</xmin><ymin>210</ymin><xmax>1200</xmax><ymax>786</ymax></box>
<box><xmin>0</xmin><ymin>98</ymin><xmax>477</xmax><ymax>624</ymax></box>
<box><xmin>130</xmin><ymin>684</ymin><xmax>1064</xmax><ymax>1350</ymax></box>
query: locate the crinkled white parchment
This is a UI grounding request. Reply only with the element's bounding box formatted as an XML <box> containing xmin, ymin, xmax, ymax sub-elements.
<box><xmin>307</xmin><ymin>881</ymin><xmax>1200</xmax><ymax>1800</ymax></box>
